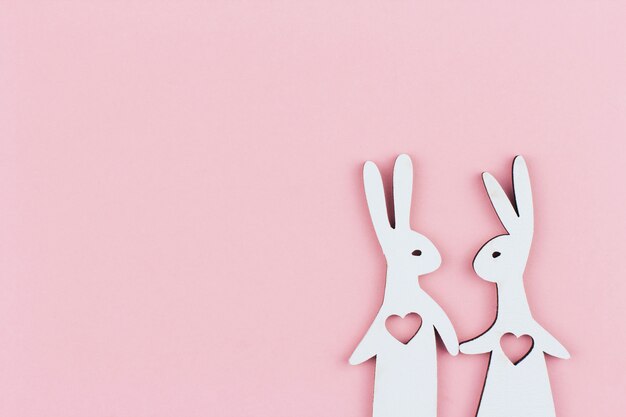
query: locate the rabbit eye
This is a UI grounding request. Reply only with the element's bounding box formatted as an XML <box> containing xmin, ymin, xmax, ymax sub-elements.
<box><xmin>412</xmin><ymin>249</ymin><xmax>422</xmax><ymax>256</ymax></box>
<box><xmin>492</xmin><ymin>251</ymin><xmax>501</xmax><ymax>258</ymax></box>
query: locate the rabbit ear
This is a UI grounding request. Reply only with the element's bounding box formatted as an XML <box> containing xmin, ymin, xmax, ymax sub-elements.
<box><xmin>482</xmin><ymin>172</ymin><xmax>520</xmax><ymax>233</ymax></box>
<box><xmin>393</xmin><ymin>154</ymin><xmax>413</xmax><ymax>230</ymax></box>
<box><xmin>512</xmin><ymin>155</ymin><xmax>534</xmax><ymax>226</ymax></box>
<box><xmin>363</xmin><ymin>161</ymin><xmax>391</xmax><ymax>240</ymax></box>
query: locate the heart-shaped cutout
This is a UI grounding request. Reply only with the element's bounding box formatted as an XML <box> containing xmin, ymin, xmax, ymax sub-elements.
<box><xmin>385</xmin><ymin>313</ymin><xmax>422</xmax><ymax>344</ymax></box>
<box><xmin>500</xmin><ymin>333</ymin><xmax>534</xmax><ymax>365</ymax></box>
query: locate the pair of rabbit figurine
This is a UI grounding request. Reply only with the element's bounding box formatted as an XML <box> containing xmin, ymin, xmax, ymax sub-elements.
<box><xmin>349</xmin><ymin>155</ymin><xmax>569</xmax><ymax>417</ymax></box>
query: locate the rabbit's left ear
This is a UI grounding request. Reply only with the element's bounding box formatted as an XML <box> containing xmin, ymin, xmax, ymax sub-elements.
<box><xmin>482</xmin><ymin>171</ymin><xmax>520</xmax><ymax>233</ymax></box>
<box><xmin>393</xmin><ymin>154</ymin><xmax>413</xmax><ymax>230</ymax></box>
<box><xmin>512</xmin><ymin>155</ymin><xmax>534</xmax><ymax>225</ymax></box>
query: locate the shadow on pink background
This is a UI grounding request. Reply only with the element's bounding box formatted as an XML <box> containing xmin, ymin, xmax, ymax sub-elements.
<box><xmin>1</xmin><ymin>2</ymin><xmax>625</xmax><ymax>416</ymax></box>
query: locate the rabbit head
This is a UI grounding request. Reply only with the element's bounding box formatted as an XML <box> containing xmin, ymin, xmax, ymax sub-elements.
<box><xmin>363</xmin><ymin>154</ymin><xmax>441</xmax><ymax>276</ymax></box>
<box><xmin>473</xmin><ymin>156</ymin><xmax>534</xmax><ymax>283</ymax></box>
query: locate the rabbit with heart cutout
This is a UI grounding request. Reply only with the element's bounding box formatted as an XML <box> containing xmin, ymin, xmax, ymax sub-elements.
<box><xmin>350</xmin><ymin>154</ymin><xmax>458</xmax><ymax>417</ymax></box>
<box><xmin>460</xmin><ymin>156</ymin><xmax>569</xmax><ymax>417</ymax></box>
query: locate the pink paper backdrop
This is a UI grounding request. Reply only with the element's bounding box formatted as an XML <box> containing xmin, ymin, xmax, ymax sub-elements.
<box><xmin>1</xmin><ymin>2</ymin><xmax>625</xmax><ymax>416</ymax></box>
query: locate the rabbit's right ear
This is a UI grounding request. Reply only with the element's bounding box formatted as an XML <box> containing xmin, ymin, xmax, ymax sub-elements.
<box><xmin>363</xmin><ymin>161</ymin><xmax>391</xmax><ymax>242</ymax></box>
<box><xmin>392</xmin><ymin>154</ymin><xmax>413</xmax><ymax>231</ymax></box>
<box><xmin>482</xmin><ymin>172</ymin><xmax>520</xmax><ymax>233</ymax></box>
<box><xmin>512</xmin><ymin>155</ymin><xmax>534</xmax><ymax>226</ymax></box>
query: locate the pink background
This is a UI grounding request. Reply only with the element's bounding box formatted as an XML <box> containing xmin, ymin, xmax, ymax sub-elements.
<box><xmin>1</xmin><ymin>2</ymin><xmax>625</xmax><ymax>416</ymax></box>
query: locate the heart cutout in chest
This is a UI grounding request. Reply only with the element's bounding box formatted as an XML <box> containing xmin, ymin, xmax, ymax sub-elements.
<box><xmin>500</xmin><ymin>333</ymin><xmax>534</xmax><ymax>365</ymax></box>
<box><xmin>385</xmin><ymin>313</ymin><xmax>422</xmax><ymax>344</ymax></box>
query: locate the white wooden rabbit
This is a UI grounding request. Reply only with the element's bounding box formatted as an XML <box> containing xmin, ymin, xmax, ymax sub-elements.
<box><xmin>460</xmin><ymin>156</ymin><xmax>570</xmax><ymax>417</ymax></box>
<box><xmin>350</xmin><ymin>154</ymin><xmax>458</xmax><ymax>417</ymax></box>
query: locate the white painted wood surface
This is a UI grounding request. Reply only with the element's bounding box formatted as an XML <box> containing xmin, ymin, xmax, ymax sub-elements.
<box><xmin>461</xmin><ymin>156</ymin><xmax>569</xmax><ymax>417</ymax></box>
<box><xmin>350</xmin><ymin>154</ymin><xmax>458</xmax><ymax>417</ymax></box>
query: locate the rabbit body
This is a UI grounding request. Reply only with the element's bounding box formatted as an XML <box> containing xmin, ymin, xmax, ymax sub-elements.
<box><xmin>478</xmin><ymin>342</ymin><xmax>554</xmax><ymax>417</ymax></box>
<box><xmin>372</xmin><ymin>320</ymin><xmax>437</xmax><ymax>417</ymax></box>
<box><xmin>463</xmin><ymin>317</ymin><xmax>563</xmax><ymax>417</ymax></box>
<box><xmin>355</xmin><ymin>288</ymin><xmax>450</xmax><ymax>417</ymax></box>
